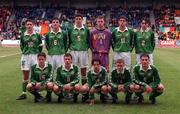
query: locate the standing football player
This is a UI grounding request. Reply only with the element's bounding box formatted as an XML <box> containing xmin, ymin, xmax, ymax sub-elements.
<box><xmin>90</xmin><ymin>15</ymin><xmax>112</xmax><ymax>72</ymax></box>
<box><xmin>134</xmin><ymin>19</ymin><xmax>155</xmax><ymax>65</ymax></box>
<box><xmin>17</xmin><ymin>19</ymin><xmax>43</xmax><ymax>100</ymax></box>
<box><xmin>45</xmin><ymin>18</ymin><xmax>68</xmax><ymax>77</ymax></box>
<box><xmin>68</xmin><ymin>14</ymin><xmax>90</xmax><ymax>101</ymax></box>
<box><xmin>112</xmin><ymin>15</ymin><xmax>134</xmax><ymax>70</ymax></box>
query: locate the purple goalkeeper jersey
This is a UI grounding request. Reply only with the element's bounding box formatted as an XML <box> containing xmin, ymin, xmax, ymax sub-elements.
<box><xmin>90</xmin><ymin>28</ymin><xmax>112</xmax><ymax>53</ymax></box>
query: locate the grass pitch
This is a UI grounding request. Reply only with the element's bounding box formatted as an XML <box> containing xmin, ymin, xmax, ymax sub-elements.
<box><xmin>0</xmin><ymin>47</ymin><xmax>180</xmax><ymax>114</ymax></box>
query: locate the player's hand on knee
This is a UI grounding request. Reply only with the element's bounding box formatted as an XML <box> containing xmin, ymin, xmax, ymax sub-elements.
<box><xmin>101</xmin><ymin>85</ymin><xmax>109</xmax><ymax>94</ymax></box>
<box><xmin>80</xmin><ymin>84</ymin><xmax>89</xmax><ymax>94</ymax></box>
<box><xmin>46</xmin><ymin>82</ymin><xmax>54</xmax><ymax>91</ymax></box>
<box><xmin>53</xmin><ymin>84</ymin><xmax>61</xmax><ymax>93</ymax></box>
<box><xmin>146</xmin><ymin>85</ymin><xmax>153</xmax><ymax>94</ymax></box>
<box><xmin>27</xmin><ymin>83</ymin><xmax>34</xmax><ymax>92</ymax></box>
<box><xmin>35</xmin><ymin>83</ymin><xmax>42</xmax><ymax>90</ymax></box>
<box><xmin>74</xmin><ymin>84</ymin><xmax>81</xmax><ymax>92</ymax></box>
<box><xmin>118</xmin><ymin>84</ymin><xmax>125</xmax><ymax>92</ymax></box>
<box><xmin>129</xmin><ymin>84</ymin><xmax>135</xmax><ymax>92</ymax></box>
<box><xmin>90</xmin><ymin>87</ymin><xmax>95</xmax><ymax>94</ymax></box>
<box><xmin>157</xmin><ymin>83</ymin><xmax>164</xmax><ymax>92</ymax></box>
<box><xmin>63</xmin><ymin>84</ymin><xmax>72</xmax><ymax>92</ymax></box>
<box><xmin>134</xmin><ymin>84</ymin><xmax>141</xmax><ymax>92</ymax></box>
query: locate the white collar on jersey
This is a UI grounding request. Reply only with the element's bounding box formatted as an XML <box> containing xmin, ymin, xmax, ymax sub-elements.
<box><xmin>116</xmin><ymin>26</ymin><xmax>128</xmax><ymax>32</ymax></box>
<box><xmin>140</xmin><ymin>64</ymin><xmax>152</xmax><ymax>72</ymax></box>
<box><xmin>140</xmin><ymin>28</ymin><xmax>149</xmax><ymax>32</ymax></box>
<box><xmin>116</xmin><ymin>67</ymin><xmax>126</xmax><ymax>74</ymax></box>
<box><xmin>62</xmin><ymin>64</ymin><xmax>73</xmax><ymax>71</ymax></box>
<box><xmin>91</xmin><ymin>66</ymin><xmax>104</xmax><ymax>75</ymax></box>
<box><xmin>74</xmin><ymin>25</ymin><xmax>85</xmax><ymax>30</ymax></box>
<box><xmin>36</xmin><ymin>62</ymin><xmax>48</xmax><ymax>70</ymax></box>
<box><xmin>24</xmin><ymin>30</ymin><xmax>36</xmax><ymax>36</ymax></box>
<box><xmin>50</xmin><ymin>28</ymin><xmax>62</xmax><ymax>34</ymax></box>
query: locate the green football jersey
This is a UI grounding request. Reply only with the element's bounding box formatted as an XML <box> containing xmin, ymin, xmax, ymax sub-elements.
<box><xmin>55</xmin><ymin>65</ymin><xmax>79</xmax><ymax>87</ymax></box>
<box><xmin>112</xmin><ymin>27</ymin><xmax>134</xmax><ymax>52</ymax></box>
<box><xmin>134</xmin><ymin>30</ymin><xmax>155</xmax><ymax>54</ymax></box>
<box><xmin>87</xmin><ymin>67</ymin><xmax>107</xmax><ymax>88</ymax></box>
<box><xmin>109</xmin><ymin>68</ymin><xmax>132</xmax><ymax>89</ymax></box>
<box><xmin>30</xmin><ymin>63</ymin><xmax>52</xmax><ymax>85</ymax></box>
<box><xmin>68</xmin><ymin>26</ymin><xmax>90</xmax><ymax>51</ymax></box>
<box><xmin>20</xmin><ymin>31</ymin><xmax>42</xmax><ymax>54</ymax></box>
<box><xmin>133</xmin><ymin>65</ymin><xmax>161</xmax><ymax>89</ymax></box>
<box><xmin>45</xmin><ymin>30</ymin><xmax>67</xmax><ymax>55</ymax></box>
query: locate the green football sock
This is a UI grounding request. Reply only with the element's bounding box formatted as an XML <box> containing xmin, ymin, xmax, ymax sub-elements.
<box><xmin>22</xmin><ymin>82</ymin><xmax>28</xmax><ymax>93</ymax></box>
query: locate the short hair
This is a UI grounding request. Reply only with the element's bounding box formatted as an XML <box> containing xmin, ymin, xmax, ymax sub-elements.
<box><xmin>75</xmin><ymin>14</ymin><xmax>83</xmax><ymax>18</ymax></box>
<box><xmin>140</xmin><ymin>54</ymin><xmax>150</xmax><ymax>59</ymax></box>
<box><xmin>38</xmin><ymin>52</ymin><xmax>46</xmax><ymax>58</ymax></box>
<box><xmin>140</xmin><ymin>19</ymin><xmax>149</xmax><ymax>24</ymax></box>
<box><xmin>91</xmin><ymin>59</ymin><xmax>101</xmax><ymax>65</ymax></box>
<box><xmin>51</xmin><ymin>18</ymin><xmax>60</xmax><ymax>23</ymax></box>
<box><xmin>118</xmin><ymin>15</ymin><xmax>128</xmax><ymax>20</ymax></box>
<box><xmin>116</xmin><ymin>59</ymin><xmax>125</xmax><ymax>64</ymax></box>
<box><xmin>64</xmin><ymin>53</ymin><xmax>72</xmax><ymax>59</ymax></box>
<box><xmin>96</xmin><ymin>15</ymin><xmax>104</xmax><ymax>20</ymax></box>
<box><xmin>26</xmin><ymin>19</ymin><xmax>34</xmax><ymax>24</ymax></box>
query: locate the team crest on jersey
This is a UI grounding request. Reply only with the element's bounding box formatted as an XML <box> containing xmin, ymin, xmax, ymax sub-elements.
<box><xmin>50</xmin><ymin>35</ymin><xmax>54</xmax><ymax>39</ymax></box>
<box><xmin>57</xmin><ymin>34</ymin><xmax>62</xmax><ymax>39</ymax></box>
<box><xmin>32</xmin><ymin>37</ymin><xmax>37</xmax><ymax>41</ymax></box>
<box><xmin>81</xmin><ymin>31</ymin><xmax>85</xmax><ymax>35</ymax></box>
<box><xmin>40</xmin><ymin>75</ymin><xmax>45</xmax><ymax>80</ymax></box>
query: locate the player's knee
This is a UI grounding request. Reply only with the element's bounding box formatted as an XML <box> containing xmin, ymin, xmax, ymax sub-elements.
<box><xmin>81</xmin><ymin>84</ymin><xmax>89</xmax><ymax>94</ymax></box>
<box><xmin>74</xmin><ymin>84</ymin><xmax>81</xmax><ymax>92</ymax></box>
<box><xmin>26</xmin><ymin>83</ymin><xmax>34</xmax><ymax>92</ymax></box>
<box><xmin>129</xmin><ymin>84</ymin><xmax>135</xmax><ymax>92</ymax></box>
<box><xmin>35</xmin><ymin>83</ymin><xmax>42</xmax><ymax>90</ymax></box>
<box><xmin>157</xmin><ymin>83</ymin><xmax>164</xmax><ymax>93</ymax></box>
<box><xmin>90</xmin><ymin>88</ymin><xmax>95</xmax><ymax>94</ymax></box>
<box><xmin>63</xmin><ymin>85</ymin><xmax>72</xmax><ymax>92</ymax></box>
<box><xmin>134</xmin><ymin>84</ymin><xmax>141</xmax><ymax>92</ymax></box>
<box><xmin>107</xmin><ymin>85</ymin><xmax>111</xmax><ymax>92</ymax></box>
<box><xmin>53</xmin><ymin>85</ymin><xmax>61</xmax><ymax>94</ymax></box>
<box><xmin>101</xmin><ymin>85</ymin><xmax>109</xmax><ymax>94</ymax></box>
<box><xmin>46</xmin><ymin>82</ymin><xmax>54</xmax><ymax>91</ymax></box>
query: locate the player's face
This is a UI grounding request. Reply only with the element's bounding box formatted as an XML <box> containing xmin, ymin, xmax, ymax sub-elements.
<box><xmin>26</xmin><ymin>21</ymin><xmax>34</xmax><ymax>31</ymax></box>
<box><xmin>140</xmin><ymin>56</ymin><xmax>150</xmax><ymax>67</ymax></box>
<box><xmin>75</xmin><ymin>16</ymin><xmax>83</xmax><ymax>26</ymax></box>
<box><xmin>52</xmin><ymin>20</ymin><xmax>60</xmax><ymax>29</ymax></box>
<box><xmin>38</xmin><ymin>56</ymin><xmax>46</xmax><ymax>66</ymax></box>
<box><xmin>116</xmin><ymin>62</ymin><xmax>124</xmax><ymax>72</ymax></box>
<box><xmin>118</xmin><ymin>18</ymin><xmax>126</xmax><ymax>27</ymax></box>
<box><xmin>93</xmin><ymin>61</ymin><xmax>101</xmax><ymax>73</ymax></box>
<box><xmin>141</xmin><ymin>20</ymin><xmax>147</xmax><ymax>30</ymax></box>
<box><xmin>64</xmin><ymin>56</ymin><xmax>72</xmax><ymax>66</ymax></box>
<box><xmin>96</xmin><ymin>18</ymin><xmax>105</xmax><ymax>28</ymax></box>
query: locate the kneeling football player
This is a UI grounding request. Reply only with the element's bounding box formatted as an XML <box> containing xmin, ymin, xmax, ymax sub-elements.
<box><xmin>109</xmin><ymin>59</ymin><xmax>134</xmax><ymax>104</ymax></box>
<box><xmin>87</xmin><ymin>59</ymin><xmax>110</xmax><ymax>105</ymax></box>
<box><xmin>133</xmin><ymin>54</ymin><xmax>164</xmax><ymax>104</ymax></box>
<box><xmin>26</xmin><ymin>52</ymin><xmax>53</xmax><ymax>103</ymax></box>
<box><xmin>53</xmin><ymin>53</ymin><xmax>80</xmax><ymax>103</ymax></box>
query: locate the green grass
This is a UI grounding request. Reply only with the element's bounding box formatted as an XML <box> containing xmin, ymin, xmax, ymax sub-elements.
<box><xmin>0</xmin><ymin>47</ymin><xmax>180</xmax><ymax>114</ymax></box>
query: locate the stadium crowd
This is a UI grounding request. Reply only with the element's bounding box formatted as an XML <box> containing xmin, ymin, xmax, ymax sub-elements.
<box><xmin>0</xmin><ymin>5</ymin><xmax>179</xmax><ymax>41</ymax></box>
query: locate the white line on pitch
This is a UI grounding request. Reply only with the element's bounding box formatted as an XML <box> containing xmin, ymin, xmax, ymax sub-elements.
<box><xmin>0</xmin><ymin>53</ymin><xmax>20</xmax><ymax>58</ymax></box>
